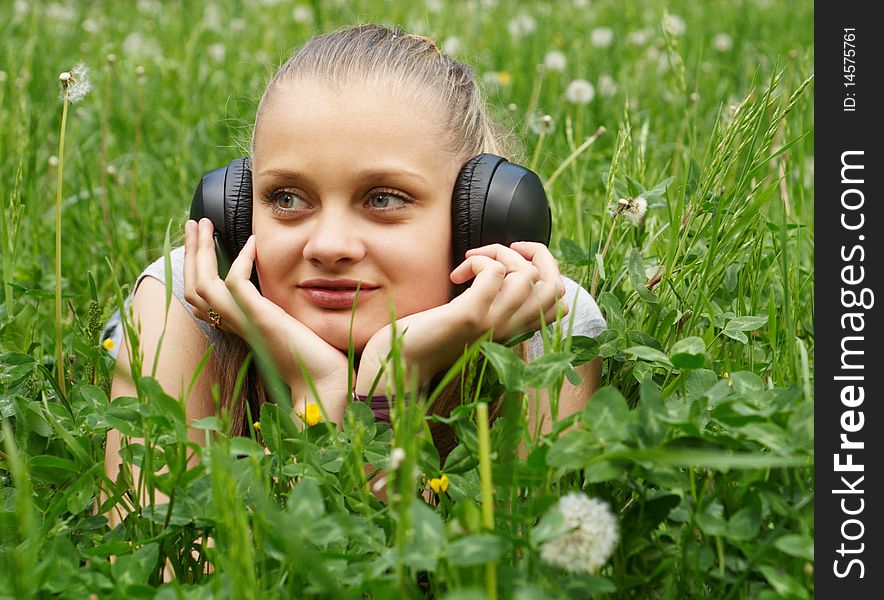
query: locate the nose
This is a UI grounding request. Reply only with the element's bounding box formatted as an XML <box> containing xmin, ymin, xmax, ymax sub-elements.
<box><xmin>301</xmin><ymin>204</ymin><xmax>367</xmax><ymax>267</ymax></box>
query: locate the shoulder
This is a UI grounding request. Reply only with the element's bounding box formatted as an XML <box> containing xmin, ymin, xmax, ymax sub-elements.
<box><xmin>101</xmin><ymin>246</ymin><xmax>224</xmax><ymax>358</ymax></box>
<box><xmin>527</xmin><ymin>276</ymin><xmax>606</xmax><ymax>361</ymax></box>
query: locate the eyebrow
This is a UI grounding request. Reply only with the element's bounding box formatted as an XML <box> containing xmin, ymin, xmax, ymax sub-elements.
<box><xmin>256</xmin><ymin>167</ymin><xmax>431</xmax><ymax>187</ymax></box>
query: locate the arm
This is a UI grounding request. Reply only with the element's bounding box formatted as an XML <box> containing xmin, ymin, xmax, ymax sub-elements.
<box><xmin>528</xmin><ymin>356</ymin><xmax>602</xmax><ymax>437</ymax></box>
<box><xmin>103</xmin><ymin>276</ymin><xmax>218</xmax><ymax>528</ymax></box>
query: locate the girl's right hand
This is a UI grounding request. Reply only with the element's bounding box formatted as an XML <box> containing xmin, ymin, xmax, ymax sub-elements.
<box><xmin>183</xmin><ymin>219</ymin><xmax>351</xmax><ymax>420</ymax></box>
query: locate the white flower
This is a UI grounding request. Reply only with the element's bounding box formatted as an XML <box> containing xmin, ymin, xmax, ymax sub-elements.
<box><xmin>713</xmin><ymin>32</ymin><xmax>733</xmax><ymax>52</ymax></box>
<box><xmin>590</xmin><ymin>27</ymin><xmax>614</xmax><ymax>48</ymax></box>
<box><xmin>627</xmin><ymin>28</ymin><xmax>652</xmax><ymax>46</ymax></box>
<box><xmin>208</xmin><ymin>43</ymin><xmax>226</xmax><ymax>63</ymax></box>
<box><xmin>59</xmin><ymin>64</ymin><xmax>91</xmax><ymax>103</ymax></box>
<box><xmin>390</xmin><ymin>447</ymin><xmax>406</xmax><ymax>470</ymax></box>
<box><xmin>508</xmin><ymin>14</ymin><xmax>537</xmax><ymax>37</ymax></box>
<box><xmin>598</xmin><ymin>74</ymin><xmax>617</xmax><ymax>97</ymax></box>
<box><xmin>565</xmin><ymin>79</ymin><xmax>595</xmax><ymax>105</ymax></box>
<box><xmin>442</xmin><ymin>36</ymin><xmax>462</xmax><ymax>55</ymax></box>
<box><xmin>292</xmin><ymin>5</ymin><xmax>313</xmax><ymax>23</ymax></box>
<box><xmin>543</xmin><ymin>50</ymin><xmax>567</xmax><ymax>73</ymax></box>
<box><xmin>539</xmin><ymin>493</ymin><xmax>619</xmax><ymax>574</ymax></box>
<box><xmin>665</xmin><ymin>14</ymin><xmax>686</xmax><ymax>36</ymax></box>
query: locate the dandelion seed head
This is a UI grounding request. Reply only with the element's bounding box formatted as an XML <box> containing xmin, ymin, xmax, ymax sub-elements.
<box><xmin>82</xmin><ymin>19</ymin><xmax>101</xmax><ymax>34</ymax></box>
<box><xmin>590</xmin><ymin>27</ymin><xmax>614</xmax><ymax>48</ymax></box>
<box><xmin>292</xmin><ymin>5</ymin><xmax>313</xmax><ymax>23</ymax></box>
<box><xmin>610</xmin><ymin>196</ymin><xmax>647</xmax><ymax>224</ymax></box>
<box><xmin>508</xmin><ymin>14</ymin><xmax>537</xmax><ymax>38</ymax></box>
<box><xmin>442</xmin><ymin>36</ymin><xmax>462</xmax><ymax>55</ymax></box>
<box><xmin>208</xmin><ymin>43</ymin><xmax>227</xmax><ymax>63</ymax></box>
<box><xmin>48</xmin><ymin>155</ymin><xmax>59</xmax><ymax>168</ymax></box>
<box><xmin>713</xmin><ymin>32</ymin><xmax>733</xmax><ymax>52</ymax></box>
<box><xmin>106</xmin><ymin>54</ymin><xmax>117</xmax><ymax>66</ymax></box>
<box><xmin>59</xmin><ymin>64</ymin><xmax>91</xmax><ymax>103</ymax></box>
<box><xmin>565</xmin><ymin>79</ymin><xmax>595</xmax><ymax>105</ymax></box>
<box><xmin>627</xmin><ymin>28</ymin><xmax>652</xmax><ymax>46</ymax></box>
<box><xmin>539</xmin><ymin>492</ymin><xmax>619</xmax><ymax>574</ymax></box>
<box><xmin>543</xmin><ymin>50</ymin><xmax>567</xmax><ymax>73</ymax></box>
<box><xmin>665</xmin><ymin>13</ymin><xmax>687</xmax><ymax>36</ymax></box>
<box><xmin>507</xmin><ymin>102</ymin><xmax>518</xmax><ymax>114</ymax></box>
<box><xmin>598</xmin><ymin>74</ymin><xmax>617</xmax><ymax>97</ymax></box>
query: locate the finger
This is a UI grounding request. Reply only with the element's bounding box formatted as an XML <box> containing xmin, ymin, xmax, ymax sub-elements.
<box><xmin>184</xmin><ymin>220</ymin><xmax>210</xmax><ymax>312</ymax></box>
<box><xmin>509</xmin><ymin>242</ymin><xmax>565</xmax><ymax>297</ymax></box>
<box><xmin>465</xmin><ymin>244</ymin><xmax>540</xmax><ymax>280</ymax></box>
<box><xmin>450</xmin><ymin>255</ymin><xmax>506</xmax><ymax>303</ymax></box>
<box><xmin>196</xmin><ymin>218</ymin><xmax>221</xmax><ymax>289</ymax></box>
<box><xmin>225</xmin><ymin>235</ymin><xmax>265</xmax><ymax>310</ymax></box>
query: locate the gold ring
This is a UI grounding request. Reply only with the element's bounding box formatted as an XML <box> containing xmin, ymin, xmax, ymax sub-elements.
<box><xmin>207</xmin><ymin>308</ymin><xmax>222</xmax><ymax>330</ymax></box>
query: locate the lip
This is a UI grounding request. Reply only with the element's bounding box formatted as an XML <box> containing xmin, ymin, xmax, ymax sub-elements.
<box><xmin>298</xmin><ymin>279</ymin><xmax>379</xmax><ymax>309</ymax></box>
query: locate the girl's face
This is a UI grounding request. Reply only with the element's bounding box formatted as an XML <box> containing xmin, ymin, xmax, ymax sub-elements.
<box><xmin>251</xmin><ymin>79</ymin><xmax>461</xmax><ymax>352</ymax></box>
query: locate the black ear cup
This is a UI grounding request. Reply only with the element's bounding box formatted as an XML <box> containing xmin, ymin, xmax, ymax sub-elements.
<box><xmin>450</xmin><ymin>153</ymin><xmax>552</xmax><ymax>295</ymax></box>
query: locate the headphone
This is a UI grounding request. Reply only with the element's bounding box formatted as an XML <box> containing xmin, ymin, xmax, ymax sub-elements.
<box><xmin>189</xmin><ymin>153</ymin><xmax>551</xmax><ymax>295</ymax></box>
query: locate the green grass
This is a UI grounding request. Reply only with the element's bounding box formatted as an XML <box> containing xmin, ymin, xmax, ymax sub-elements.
<box><xmin>1</xmin><ymin>1</ymin><xmax>813</xmax><ymax>598</ymax></box>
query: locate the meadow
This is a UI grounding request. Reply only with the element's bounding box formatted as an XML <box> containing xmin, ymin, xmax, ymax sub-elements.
<box><xmin>0</xmin><ymin>0</ymin><xmax>814</xmax><ymax>598</ymax></box>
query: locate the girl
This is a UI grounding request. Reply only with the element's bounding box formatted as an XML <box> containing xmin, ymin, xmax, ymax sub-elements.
<box><xmin>103</xmin><ymin>24</ymin><xmax>606</xmax><ymax>518</ymax></box>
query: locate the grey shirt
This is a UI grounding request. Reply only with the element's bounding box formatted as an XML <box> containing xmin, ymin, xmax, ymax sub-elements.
<box><xmin>103</xmin><ymin>246</ymin><xmax>606</xmax><ymax>361</ymax></box>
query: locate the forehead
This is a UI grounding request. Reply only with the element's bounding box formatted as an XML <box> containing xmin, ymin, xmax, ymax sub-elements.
<box><xmin>253</xmin><ymin>78</ymin><xmax>459</xmax><ymax>180</ymax></box>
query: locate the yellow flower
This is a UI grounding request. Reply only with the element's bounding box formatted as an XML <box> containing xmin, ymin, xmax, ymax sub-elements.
<box><xmin>102</xmin><ymin>338</ymin><xmax>115</xmax><ymax>351</ymax></box>
<box><xmin>301</xmin><ymin>404</ymin><xmax>322</xmax><ymax>427</ymax></box>
<box><xmin>497</xmin><ymin>71</ymin><xmax>512</xmax><ymax>85</ymax></box>
<box><xmin>253</xmin><ymin>421</ymin><xmax>261</xmax><ymax>431</ymax></box>
<box><xmin>428</xmin><ymin>474</ymin><xmax>449</xmax><ymax>495</ymax></box>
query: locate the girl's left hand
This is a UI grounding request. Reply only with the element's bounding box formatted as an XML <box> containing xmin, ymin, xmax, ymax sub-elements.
<box><xmin>355</xmin><ymin>241</ymin><xmax>568</xmax><ymax>394</ymax></box>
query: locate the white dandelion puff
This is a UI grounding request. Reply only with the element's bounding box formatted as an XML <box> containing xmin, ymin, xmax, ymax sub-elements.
<box><xmin>529</xmin><ymin>113</ymin><xmax>556</xmax><ymax>135</ymax></box>
<box><xmin>539</xmin><ymin>493</ymin><xmax>619</xmax><ymax>574</ymax></box>
<box><xmin>59</xmin><ymin>64</ymin><xmax>91</xmax><ymax>103</ymax></box>
<box><xmin>390</xmin><ymin>447</ymin><xmax>406</xmax><ymax>470</ymax></box>
<box><xmin>665</xmin><ymin>13</ymin><xmax>686</xmax><ymax>36</ymax></box>
<box><xmin>565</xmin><ymin>79</ymin><xmax>595</xmax><ymax>105</ymax></box>
<box><xmin>627</xmin><ymin>28</ymin><xmax>652</xmax><ymax>46</ymax></box>
<box><xmin>46</xmin><ymin>3</ymin><xmax>76</xmax><ymax>22</ymax></box>
<box><xmin>442</xmin><ymin>36</ymin><xmax>462</xmax><ymax>55</ymax></box>
<box><xmin>426</xmin><ymin>0</ymin><xmax>444</xmax><ymax>13</ymax></box>
<box><xmin>713</xmin><ymin>32</ymin><xmax>733</xmax><ymax>52</ymax></box>
<box><xmin>292</xmin><ymin>5</ymin><xmax>313</xmax><ymax>23</ymax></box>
<box><xmin>543</xmin><ymin>50</ymin><xmax>567</xmax><ymax>73</ymax></box>
<box><xmin>590</xmin><ymin>27</ymin><xmax>614</xmax><ymax>48</ymax></box>
<box><xmin>598</xmin><ymin>74</ymin><xmax>617</xmax><ymax>97</ymax></box>
<box><xmin>508</xmin><ymin>14</ymin><xmax>537</xmax><ymax>37</ymax></box>
<box><xmin>208</xmin><ymin>43</ymin><xmax>227</xmax><ymax>63</ymax></box>
<box><xmin>610</xmin><ymin>196</ymin><xmax>647</xmax><ymax>225</ymax></box>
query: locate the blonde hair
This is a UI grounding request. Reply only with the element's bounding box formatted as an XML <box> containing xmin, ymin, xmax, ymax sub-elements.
<box><xmin>217</xmin><ymin>23</ymin><xmax>525</xmax><ymax>459</ymax></box>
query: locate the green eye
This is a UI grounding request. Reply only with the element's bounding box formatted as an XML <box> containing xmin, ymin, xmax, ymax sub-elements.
<box><xmin>276</xmin><ymin>192</ymin><xmax>297</xmax><ymax>209</ymax></box>
<box><xmin>369</xmin><ymin>192</ymin><xmax>409</xmax><ymax>209</ymax></box>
